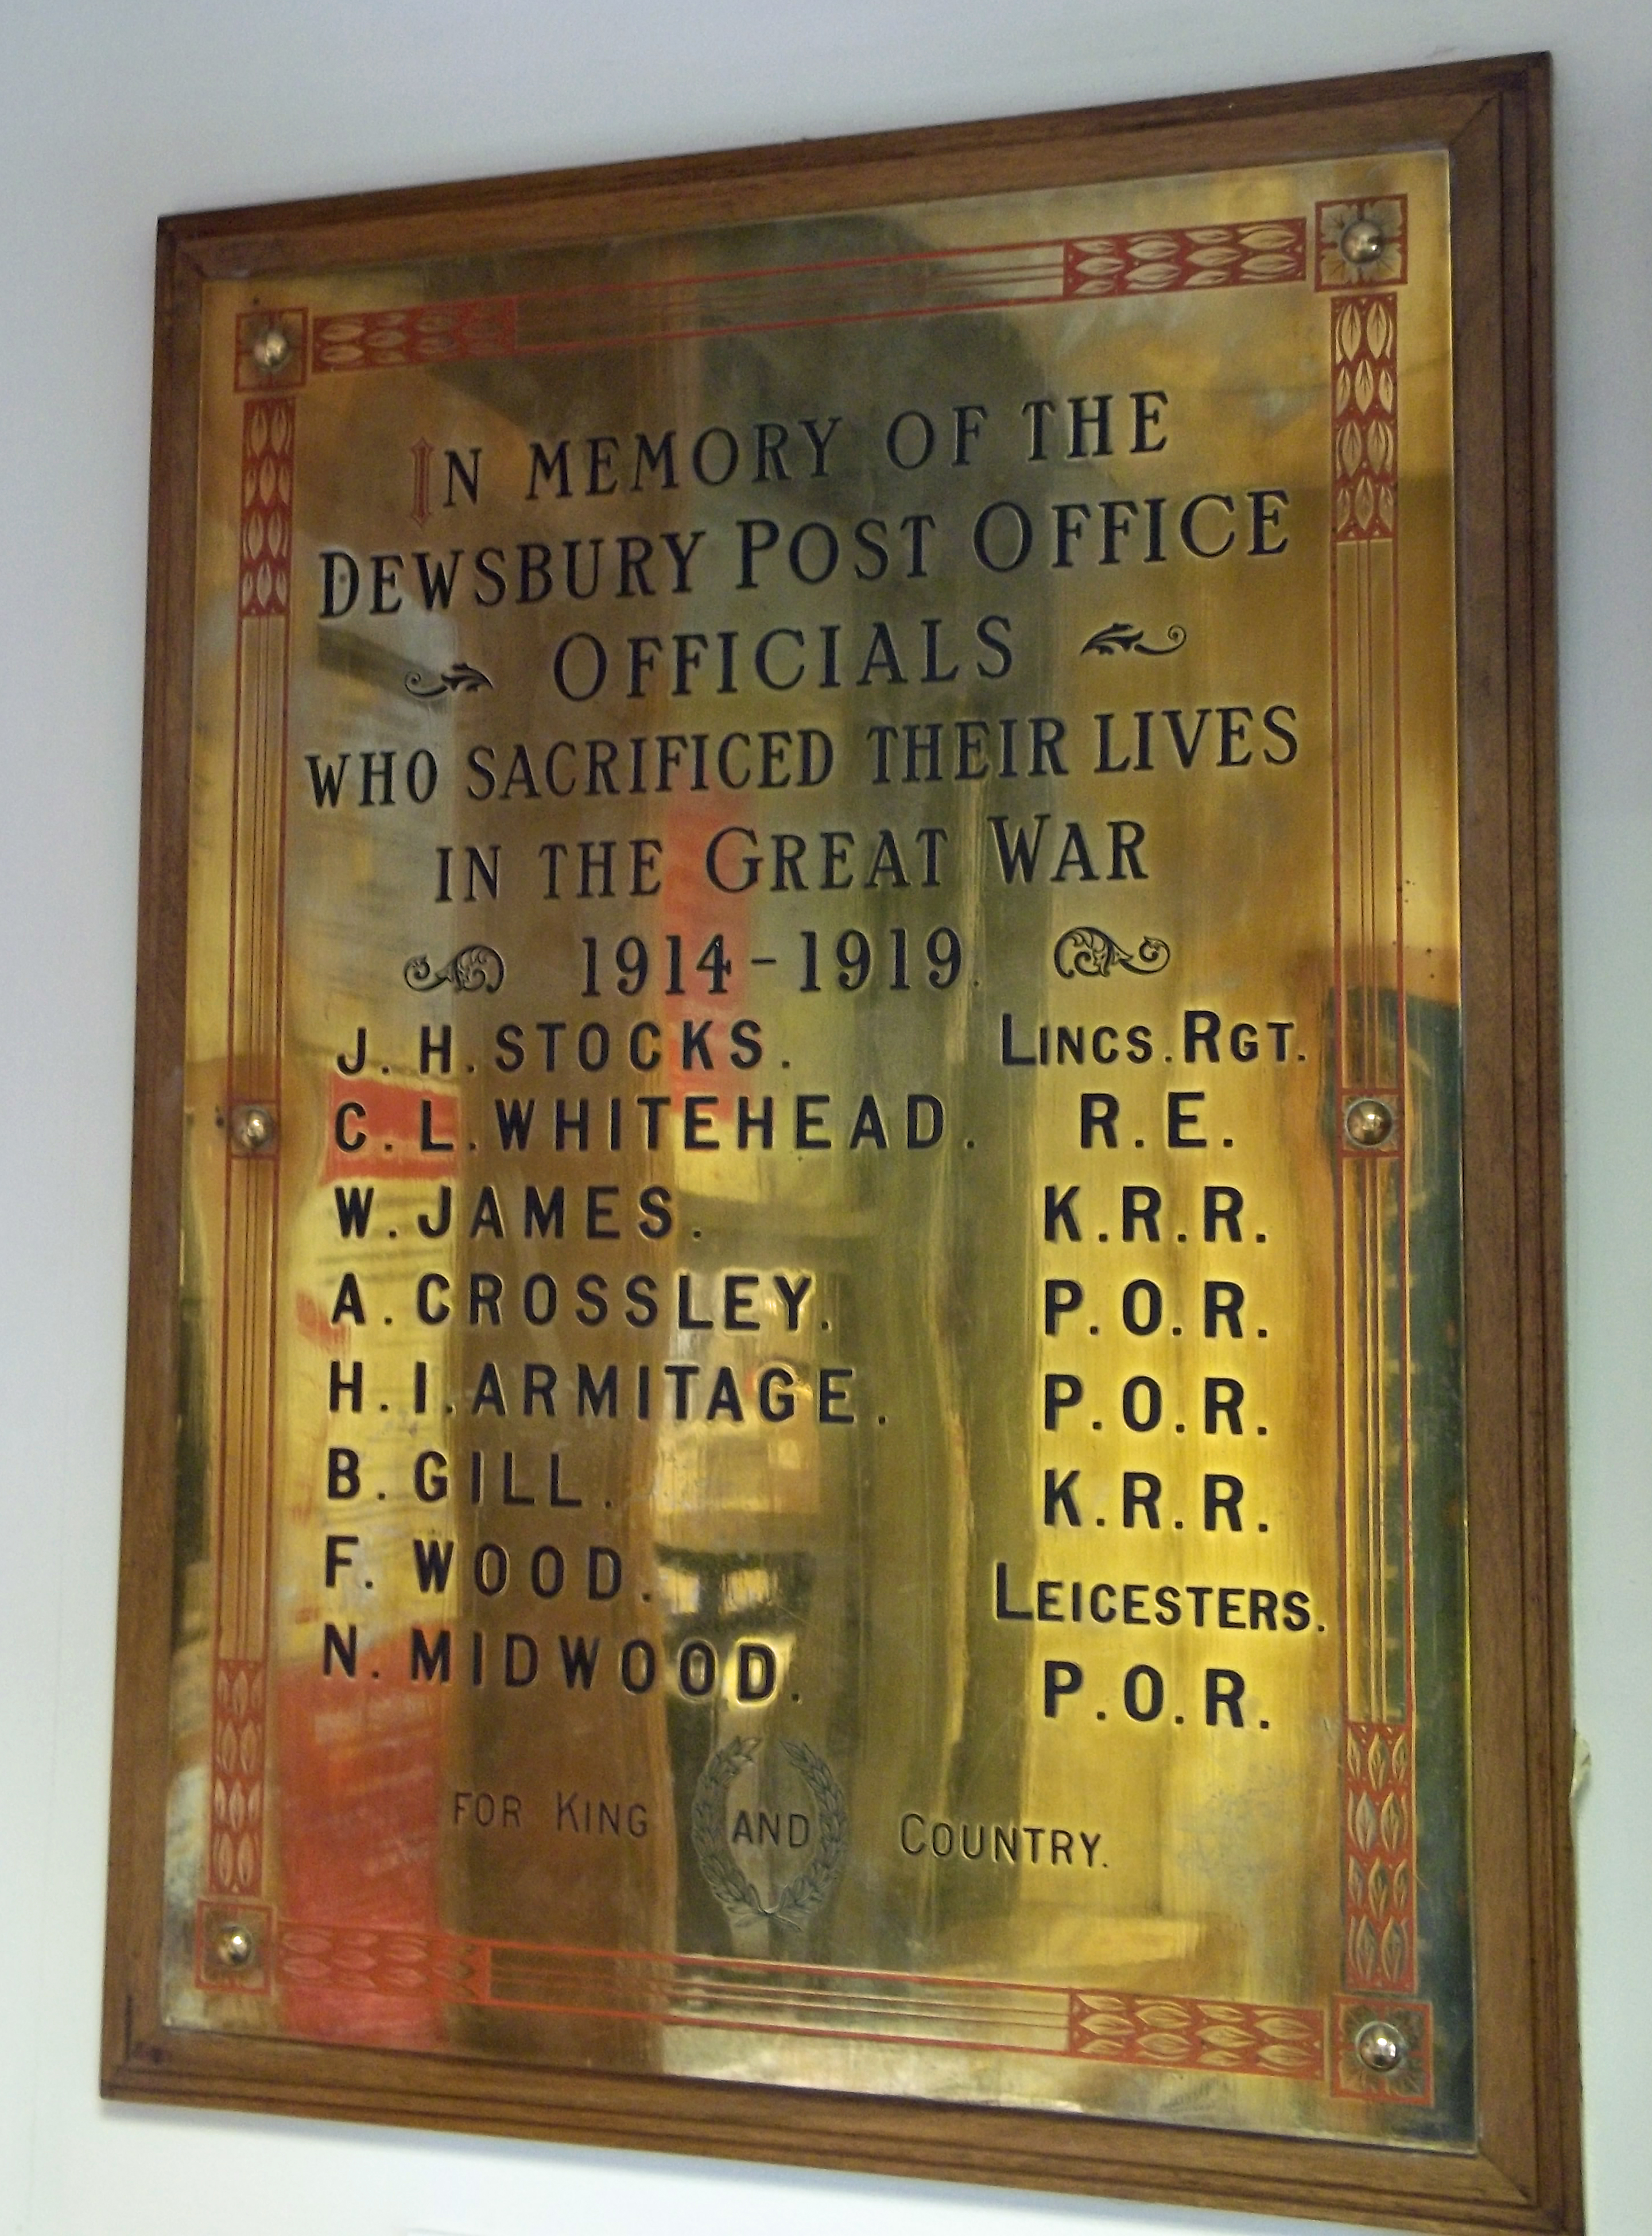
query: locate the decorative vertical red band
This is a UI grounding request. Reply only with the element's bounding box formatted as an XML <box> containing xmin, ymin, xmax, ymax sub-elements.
<box><xmin>237</xmin><ymin>400</ymin><xmax>294</xmax><ymax>617</ymax></box>
<box><xmin>1332</xmin><ymin>295</ymin><xmax>1399</xmax><ymax>542</ymax></box>
<box><xmin>1343</xmin><ymin>1719</ymin><xmax>1417</xmax><ymax>1990</ymax></box>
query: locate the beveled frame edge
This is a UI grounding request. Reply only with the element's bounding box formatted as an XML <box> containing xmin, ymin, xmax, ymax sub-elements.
<box><xmin>1449</xmin><ymin>52</ymin><xmax>1578</xmax><ymax>2236</ymax></box>
<box><xmin>104</xmin><ymin>211</ymin><xmax>205</xmax><ymax>2094</ymax></box>
<box><xmin>101</xmin><ymin>52</ymin><xmax>1576</xmax><ymax>2236</ymax></box>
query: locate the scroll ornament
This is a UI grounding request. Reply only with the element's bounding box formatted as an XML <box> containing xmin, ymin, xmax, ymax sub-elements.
<box><xmin>1054</xmin><ymin>928</ymin><xmax>1171</xmax><ymax>979</ymax></box>
<box><xmin>404</xmin><ymin>661</ymin><xmax>494</xmax><ymax>699</ymax></box>
<box><xmin>403</xmin><ymin>944</ymin><xmax>506</xmax><ymax>994</ymax></box>
<box><xmin>1081</xmin><ymin>621</ymin><xmax>1187</xmax><ymax>657</ymax></box>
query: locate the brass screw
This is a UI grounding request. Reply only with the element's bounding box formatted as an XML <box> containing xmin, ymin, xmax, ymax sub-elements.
<box><xmin>216</xmin><ymin>1924</ymin><xmax>256</xmax><ymax>1970</ymax></box>
<box><xmin>1340</xmin><ymin>216</ymin><xmax>1386</xmax><ymax>268</ymax></box>
<box><xmin>1344</xmin><ymin>1096</ymin><xmax>1395</xmax><ymax>1149</ymax></box>
<box><xmin>1355</xmin><ymin>2017</ymin><xmax>1406</xmax><ymax>2074</ymax></box>
<box><xmin>249</xmin><ymin>323</ymin><xmax>292</xmax><ymax>374</ymax></box>
<box><xmin>228</xmin><ymin>1103</ymin><xmax>277</xmax><ymax>1154</ymax></box>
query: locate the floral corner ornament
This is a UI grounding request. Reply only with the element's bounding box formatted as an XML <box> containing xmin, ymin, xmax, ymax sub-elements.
<box><xmin>1316</xmin><ymin>197</ymin><xmax>1407</xmax><ymax>290</ymax></box>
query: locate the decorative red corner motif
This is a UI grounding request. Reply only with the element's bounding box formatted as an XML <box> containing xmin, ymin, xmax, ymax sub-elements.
<box><xmin>277</xmin><ymin>1922</ymin><xmax>491</xmax><ymax>2004</ymax></box>
<box><xmin>1062</xmin><ymin>221</ymin><xmax>1305</xmax><ymax>298</ymax></box>
<box><xmin>1068</xmin><ymin>1991</ymin><xmax>1324</xmax><ymax>2078</ymax></box>
<box><xmin>235</xmin><ymin>307</ymin><xmax>308</xmax><ymax>391</ymax></box>
<box><xmin>1314</xmin><ymin>196</ymin><xmax>1407</xmax><ymax>290</ymax></box>
<box><xmin>1331</xmin><ymin>1994</ymin><xmax>1433</xmax><ymax>2105</ymax></box>
<box><xmin>195</xmin><ymin>1898</ymin><xmax>273</xmax><ymax>1997</ymax></box>
<box><xmin>314</xmin><ymin>297</ymin><xmax>518</xmax><ymax>372</ymax></box>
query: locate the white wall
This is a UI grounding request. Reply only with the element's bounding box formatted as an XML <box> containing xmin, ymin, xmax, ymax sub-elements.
<box><xmin>2</xmin><ymin>3</ymin><xmax>1646</xmax><ymax>2231</ymax></box>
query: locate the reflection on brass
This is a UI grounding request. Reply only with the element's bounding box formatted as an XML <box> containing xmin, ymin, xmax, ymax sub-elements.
<box><xmin>159</xmin><ymin>141</ymin><xmax>1472</xmax><ymax>2159</ymax></box>
<box><xmin>1356</xmin><ymin>2018</ymin><xmax>1408</xmax><ymax>2072</ymax></box>
<box><xmin>1340</xmin><ymin>215</ymin><xmax>1387</xmax><ymax>267</ymax></box>
<box><xmin>1344</xmin><ymin>1095</ymin><xmax>1397</xmax><ymax>1147</ymax></box>
<box><xmin>249</xmin><ymin>324</ymin><xmax>292</xmax><ymax>374</ymax></box>
<box><xmin>227</xmin><ymin>1102</ymin><xmax>276</xmax><ymax>1154</ymax></box>
<box><xmin>215</xmin><ymin>1924</ymin><xmax>256</xmax><ymax>1969</ymax></box>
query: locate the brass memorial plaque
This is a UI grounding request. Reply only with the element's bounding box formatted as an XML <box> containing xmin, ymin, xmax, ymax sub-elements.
<box><xmin>108</xmin><ymin>60</ymin><xmax>1578</xmax><ymax>2234</ymax></box>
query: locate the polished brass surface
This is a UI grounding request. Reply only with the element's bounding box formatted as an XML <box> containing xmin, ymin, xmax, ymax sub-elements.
<box><xmin>227</xmin><ymin>1102</ymin><xmax>277</xmax><ymax>1154</ymax></box>
<box><xmin>249</xmin><ymin>324</ymin><xmax>292</xmax><ymax>373</ymax></box>
<box><xmin>1356</xmin><ymin>2018</ymin><xmax>1408</xmax><ymax>2073</ymax></box>
<box><xmin>1339</xmin><ymin>216</ymin><xmax>1386</xmax><ymax>267</ymax></box>
<box><xmin>1344</xmin><ymin>1096</ymin><xmax>1395</xmax><ymax>1147</ymax></box>
<box><xmin>160</xmin><ymin>147</ymin><xmax>1469</xmax><ymax>2149</ymax></box>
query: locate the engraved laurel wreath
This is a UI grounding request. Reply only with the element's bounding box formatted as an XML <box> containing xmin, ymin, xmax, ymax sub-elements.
<box><xmin>1054</xmin><ymin>928</ymin><xmax>1171</xmax><ymax>979</ymax></box>
<box><xmin>403</xmin><ymin>944</ymin><xmax>506</xmax><ymax>994</ymax></box>
<box><xmin>691</xmin><ymin>1737</ymin><xmax>848</xmax><ymax>1934</ymax></box>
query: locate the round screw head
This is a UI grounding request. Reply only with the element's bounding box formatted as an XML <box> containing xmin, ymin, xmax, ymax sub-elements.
<box><xmin>1340</xmin><ymin>216</ymin><xmax>1386</xmax><ymax>268</ymax></box>
<box><xmin>216</xmin><ymin>1924</ymin><xmax>255</xmax><ymax>1969</ymax></box>
<box><xmin>250</xmin><ymin>323</ymin><xmax>292</xmax><ymax>373</ymax></box>
<box><xmin>1355</xmin><ymin>2017</ymin><xmax>1407</xmax><ymax>2073</ymax></box>
<box><xmin>1345</xmin><ymin>1096</ymin><xmax>1395</xmax><ymax>1149</ymax></box>
<box><xmin>229</xmin><ymin>1103</ymin><xmax>276</xmax><ymax>1154</ymax></box>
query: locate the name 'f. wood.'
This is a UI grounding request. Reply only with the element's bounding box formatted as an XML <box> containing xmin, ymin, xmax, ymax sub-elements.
<box><xmin>104</xmin><ymin>52</ymin><xmax>1577</xmax><ymax>2235</ymax></box>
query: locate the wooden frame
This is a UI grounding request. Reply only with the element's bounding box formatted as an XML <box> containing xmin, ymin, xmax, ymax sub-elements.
<box><xmin>104</xmin><ymin>53</ymin><xmax>1575</xmax><ymax>2233</ymax></box>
